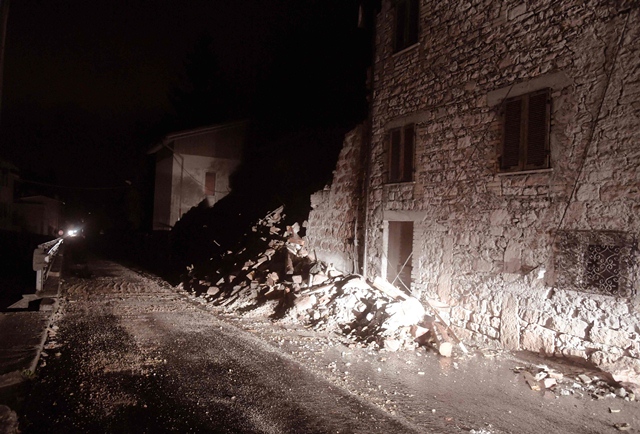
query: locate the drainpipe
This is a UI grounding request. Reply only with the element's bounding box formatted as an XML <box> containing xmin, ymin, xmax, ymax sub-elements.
<box><xmin>361</xmin><ymin>0</ymin><xmax>378</xmax><ymax>278</ymax></box>
<box><xmin>178</xmin><ymin>152</ymin><xmax>184</xmax><ymax>218</ymax></box>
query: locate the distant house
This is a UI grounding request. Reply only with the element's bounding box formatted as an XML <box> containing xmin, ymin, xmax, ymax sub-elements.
<box><xmin>149</xmin><ymin>121</ymin><xmax>246</xmax><ymax>230</ymax></box>
<box><xmin>14</xmin><ymin>195</ymin><xmax>63</xmax><ymax>236</ymax></box>
<box><xmin>0</xmin><ymin>159</ymin><xmax>19</xmax><ymax>231</ymax></box>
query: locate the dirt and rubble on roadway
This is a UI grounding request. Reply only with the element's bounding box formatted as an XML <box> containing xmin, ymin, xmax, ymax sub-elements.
<box><xmin>11</xmin><ymin>249</ymin><xmax>638</xmax><ymax>434</ymax></box>
<box><xmin>4</xmin><ymin>207</ymin><xmax>638</xmax><ymax>433</ymax></box>
<box><xmin>20</xmin><ymin>259</ymin><xmax>420</xmax><ymax>434</ymax></box>
<box><xmin>163</xmin><ymin>205</ymin><xmax>638</xmax><ymax>433</ymax></box>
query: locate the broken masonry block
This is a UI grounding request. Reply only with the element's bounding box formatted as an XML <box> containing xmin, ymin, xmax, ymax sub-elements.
<box><xmin>372</xmin><ymin>276</ymin><xmax>408</xmax><ymax>301</ymax></box>
<box><xmin>313</xmin><ymin>274</ymin><xmax>329</xmax><ymax>285</ymax></box>
<box><xmin>294</xmin><ymin>294</ymin><xmax>317</xmax><ymax>312</ymax></box>
<box><xmin>384</xmin><ymin>339</ymin><xmax>402</xmax><ymax>352</ymax></box>
<box><xmin>578</xmin><ymin>374</ymin><xmax>592</xmax><ymax>384</ymax></box>
<box><xmin>285</xmin><ymin>251</ymin><xmax>294</xmax><ymax>275</ymax></box>
<box><xmin>522</xmin><ymin>371</ymin><xmax>542</xmax><ymax>391</ymax></box>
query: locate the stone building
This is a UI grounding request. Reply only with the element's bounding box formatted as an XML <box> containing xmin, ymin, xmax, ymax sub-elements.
<box><xmin>308</xmin><ymin>1</ymin><xmax>640</xmax><ymax>385</ymax></box>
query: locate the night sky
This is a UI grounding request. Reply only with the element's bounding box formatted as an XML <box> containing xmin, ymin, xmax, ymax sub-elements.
<box><xmin>0</xmin><ymin>1</ymin><xmax>369</xmax><ymax>204</ymax></box>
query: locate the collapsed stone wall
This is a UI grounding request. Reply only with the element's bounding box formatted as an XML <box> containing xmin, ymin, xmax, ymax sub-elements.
<box><xmin>306</xmin><ymin>125</ymin><xmax>366</xmax><ymax>274</ymax></box>
<box><xmin>365</xmin><ymin>1</ymin><xmax>640</xmax><ymax>383</ymax></box>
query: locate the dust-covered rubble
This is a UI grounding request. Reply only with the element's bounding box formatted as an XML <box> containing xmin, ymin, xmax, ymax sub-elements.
<box><xmin>513</xmin><ymin>364</ymin><xmax>636</xmax><ymax>402</ymax></box>
<box><xmin>182</xmin><ymin>206</ymin><xmax>460</xmax><ymax>357</ymax></box>
<box><xmin>181</xmin><ymin>206</ymin><xmax>638</xmax><ymax>404</ymax></box>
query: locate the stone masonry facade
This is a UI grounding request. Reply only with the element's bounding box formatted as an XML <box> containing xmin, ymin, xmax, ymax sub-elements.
<box><xmin>308</xmin><ymin>1</ymin><xmax>640</xmax><ymax>386</ymax></box>
<box><xmin>307</xmin><ymin>125</ymin><xmax>367</xmax><ymax>274</ymax></box>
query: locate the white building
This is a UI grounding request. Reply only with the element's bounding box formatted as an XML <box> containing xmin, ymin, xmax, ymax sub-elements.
<box><xmin>149</xmin><ymin>121</ymin><xmax>246</xmax><ymax>230</ymax></box>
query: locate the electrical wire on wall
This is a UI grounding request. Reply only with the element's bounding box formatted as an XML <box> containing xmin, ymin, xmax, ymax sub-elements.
<box><xmin>550</xmin><ymin>9</ymin><xmax>631</xmax><ymax>245</ymax></box>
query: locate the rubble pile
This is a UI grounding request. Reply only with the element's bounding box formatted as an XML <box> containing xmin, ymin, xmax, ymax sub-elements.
<box><xmin>514</xmin><ymin>364</ymin><xmax>636</xmax><ymax>402</ymax></box>
<box><xmin>182</xmin><ymin>207</ymin><xmax>457</xmax><ymax>355</ymax></box>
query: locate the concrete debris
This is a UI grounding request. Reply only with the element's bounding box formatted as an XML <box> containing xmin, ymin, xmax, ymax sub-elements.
<box><xmin>513</xmin><ymin>364</ymin><xmax>635</xmax><ymax>401</ymax></box>
<box><xmin>522</xmin><ymin>371</ymin><xmax>541</xmax><ymax>391</ymax></box>
<box><xmin>183</xmin><ymin>206</ymin><xmax>462</xmax><ymax>357</ymax></box>
<box><xmin>578</xmin><ymin>374</ymin><xmax>592</xmax><ymax>384</ymax></box>
<box><xmin>182</xmin><ymin>205</ymin><xmax>638</xmax><ymax>393</ymax></box>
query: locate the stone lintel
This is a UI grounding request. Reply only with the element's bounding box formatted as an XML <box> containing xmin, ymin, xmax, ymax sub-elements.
<box><xmin>383</xmin><ymin>210</ymin><xmax>426</xmax><ymax>222</ymax></box>
<box><xmin>487</xmin><ymin>71</ymin><xmax>573</xmax><ymax>107</ymax></box>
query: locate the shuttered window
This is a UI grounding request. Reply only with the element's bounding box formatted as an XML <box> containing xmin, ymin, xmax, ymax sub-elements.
<box><xmin>500</xmin><ymin>89</ymin><xmax>550</xmax><ymax>172</ymax></box>
<box><xmin>394</xmin><ymin>0</ymin><xmax>419</xmax><ymax>52</ymax></box>
<box><xmin>388</xmin><ymin>124</ymin><xmax>414</xmax><ymax>183</ymax></box>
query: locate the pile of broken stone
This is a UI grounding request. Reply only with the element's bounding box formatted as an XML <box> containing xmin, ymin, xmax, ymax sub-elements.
<box><xmin>180</xmin><ymin>206</ymin><xmax>637</xmax><ymax>407</ymax></box>
<box><xmin>181</xmin><ymin>206</ymin><xmax>457</xmax><ymax>357</ymax></box>
<box><xmin>514</xmin><ymin>364</ymin><xmax>636</xmax><ymax>402</ymax></box>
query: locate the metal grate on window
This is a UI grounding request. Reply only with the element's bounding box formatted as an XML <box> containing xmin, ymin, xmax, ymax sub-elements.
<box><xmin>554</xmin><ymin>230</ymin><xmax>636</xmax><ymax>297</ymax></box>
<box><xmin>585</xmin><ymin>244</ymin><xmax>621</xmax><ymax>293</ymax></box>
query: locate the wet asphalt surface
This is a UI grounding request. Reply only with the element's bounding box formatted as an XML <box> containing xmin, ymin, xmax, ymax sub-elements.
<box><xmin>19</xmin><ymin>257</ymin><xmax>418</xmax><ymax>434</ymax></box>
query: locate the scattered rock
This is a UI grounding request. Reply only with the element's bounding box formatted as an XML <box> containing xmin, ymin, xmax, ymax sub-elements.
<box><xmin>0</xmin><ymin>405</ymin><xmax>19</xmax><ymax>434</ymax></box>
<box><xmin>578</xmin><ymin>374</ymin><xmax>592</xmax><ymax>384</ymax></box>
<box><xmin>523</xmin><ymin>371</ymin><xmax>541</xmax><ymax>391</ymax></box>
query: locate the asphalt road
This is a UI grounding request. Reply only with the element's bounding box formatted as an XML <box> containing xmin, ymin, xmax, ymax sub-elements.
<box><xmin>18</xmin><ymin>249</ymin><xmax>640</xmax><ymax>434</ymax></box>
<box><xmin>19</xmin><ymin>257</ymin><xmax>420</xmax><ymax>434</ymax></box>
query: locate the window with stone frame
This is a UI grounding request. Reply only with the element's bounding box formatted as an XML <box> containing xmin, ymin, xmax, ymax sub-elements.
<box><xmin>387</xmin><ymin>124</ymin><xmax>414</xmax><ymax>183</ymax></box>
<box><xmin>394</xmin><ymin>0</ymin><xmax>419</xmax><ymax>52</ymax></box>
<box><xmin>499</xmin><ymin>88</ymin><xmax>551</xmax><ymax>172</ymax></box>
<box><xmin>553</xmin><ymin>230</ymin><xmax>637</xmax><ymax>298</ymax></box>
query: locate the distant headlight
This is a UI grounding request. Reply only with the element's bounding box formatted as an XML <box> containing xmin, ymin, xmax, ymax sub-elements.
<box><xmin>67</xmin><ymin>229</ymin><xmax>79</xmax><ymax>237</ymax></box>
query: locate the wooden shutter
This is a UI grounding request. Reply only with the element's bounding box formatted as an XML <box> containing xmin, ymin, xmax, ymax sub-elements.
<box><xmin>402</xmin><ymin>124</ymin><xmax>414</xmax><ymax>182</ymax></box>
<box><xmin>395</xmin><ymin>1</ymin><xmax>407</xmax><ymax>52</ymax></box>
<box><xmin>407</xmin><ymin>0</ymin><xmax>419</xmax><ymax>47</ymax></box>
<box><xmin>502</xmin><ymin>98</ymin><xmax>522</xmax><ymax>170</ymax></box>
<box><xmin>395</xmin><ymin>0</ymin><xmax>418</xmax><ymax>51</ymax></box>
<box><xmin>526</xmin><ymin>90</ymin><xmax>549</xmax><ymax>168</ymax></box>
<box><xmin>205</xmin><ymin>172</ymin><xmax>216</xmax><ymax>196</ymax></box>
<box><xmin>390</xmin><ymin>129</ymin><xmax>402</xmax><ymax>182</ymax></box>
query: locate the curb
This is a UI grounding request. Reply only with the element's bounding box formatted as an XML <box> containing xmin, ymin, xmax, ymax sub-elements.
<box><xmin>0</xmin><ymin>249</ymin><xmax>64</xmax><ymax>427</ymax></box>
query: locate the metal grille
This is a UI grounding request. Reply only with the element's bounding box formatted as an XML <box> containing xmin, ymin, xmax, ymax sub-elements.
<box><xmin>585</xmin><ymin>244</ymin><xmax>620</xmax><ymax>293</ymax></box>
<box><xmin>554</xmin><ymin>231</ymin><xmax>636</xmax><ymax>297</ymax></box>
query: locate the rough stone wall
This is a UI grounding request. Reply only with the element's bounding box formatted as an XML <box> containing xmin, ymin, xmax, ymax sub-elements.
<box><xmin>366</xmin><ymin>1</ymin><xmax>640</xmax><ymax>380</ymax></box>
<box><xmin>306</xmin><ymin>125</ymin><xmax>366</xmax><ymax>274</ymax></box>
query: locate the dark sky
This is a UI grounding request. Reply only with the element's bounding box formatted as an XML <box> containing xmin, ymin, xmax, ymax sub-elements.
<box><xmin>0</xmin><ymin>0</ymin><xmax>369</xmax><ymax>194</ymax></box>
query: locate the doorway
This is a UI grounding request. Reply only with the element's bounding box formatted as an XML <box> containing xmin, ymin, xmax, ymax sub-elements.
<box><xmin>386</xmin><ymin>221</ymin><xmax>413</xmax><ymax>291</ymax></box>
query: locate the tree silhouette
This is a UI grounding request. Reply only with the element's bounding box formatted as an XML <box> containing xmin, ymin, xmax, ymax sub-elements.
<box><xmin>168</xmin><ymin>34</ymin><xmax>231</xmax><ymax>131</ymax></box>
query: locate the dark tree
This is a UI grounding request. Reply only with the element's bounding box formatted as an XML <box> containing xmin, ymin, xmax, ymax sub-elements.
<box><xmin>168</xmin><ymin>34</ymin><xmax>231</xmax><ymax>131</ymax></box>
